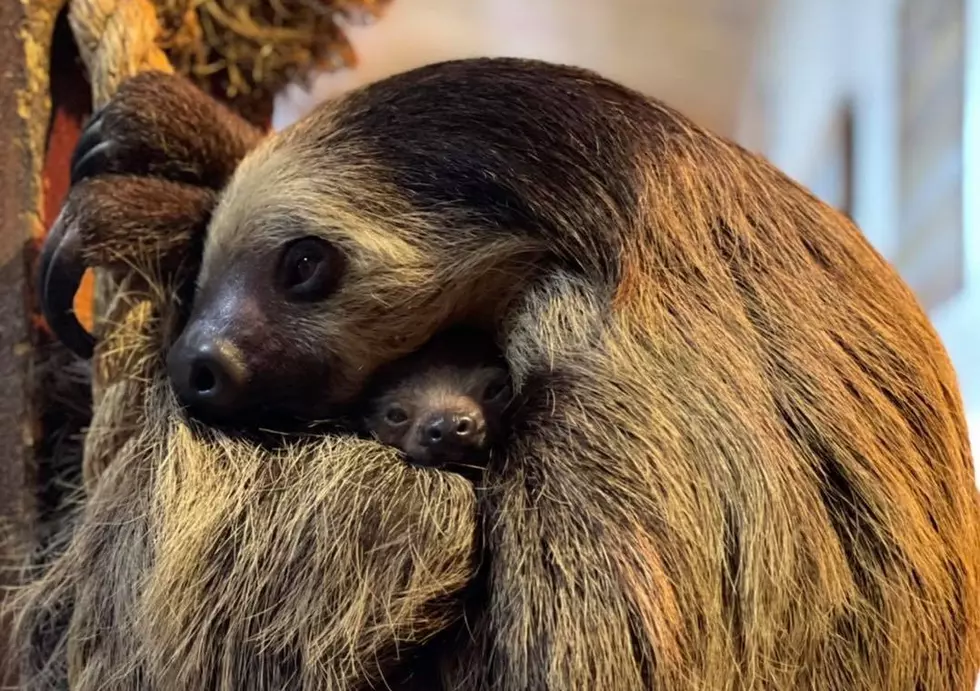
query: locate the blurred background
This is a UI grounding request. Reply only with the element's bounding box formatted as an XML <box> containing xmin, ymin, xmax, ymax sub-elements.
<box><xmin>273</xmin><ymin>0</ymin><xmax>979</xmax><ymax>458</ymax></box>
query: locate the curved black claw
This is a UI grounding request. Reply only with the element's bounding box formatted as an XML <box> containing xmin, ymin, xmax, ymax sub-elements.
<box><xmin>37</xmin><ymin>210</ymin><xmax>96</xmax><ymax>359</ymax></box>
<box><xmin>70</xmin><ymin>109</ymin><xmax>114</xmax><ymax>185</ymax></box>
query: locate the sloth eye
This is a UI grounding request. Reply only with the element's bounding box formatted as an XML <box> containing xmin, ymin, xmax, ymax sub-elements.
<box><xmin>278</xmin><ymin>237</ymin><xmax>344</xmax><ymax>301</ymax></box>
<box><xmin>384</xmin><ymin>405</ymin><xmax>409</xmax><ymax>426</ymax></box>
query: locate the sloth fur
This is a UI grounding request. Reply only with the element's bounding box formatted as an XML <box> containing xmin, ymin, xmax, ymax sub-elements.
<box><xmin>16</xmin><ymin>57</ymin><xmax>980</xmax><ymax>690</ymax></box>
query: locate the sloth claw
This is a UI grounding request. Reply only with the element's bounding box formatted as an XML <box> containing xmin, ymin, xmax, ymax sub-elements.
<box><xmin>71</xmin><ymin>109</ymin><xmax>104</xmax><ymax>167</ymax></box>
<box><xmin>37</xmin><ymin>213</ymin><xmax>96</xmax><ymax>360</ymax></box>
<box><xmin>70</xmin><ymin>109</ymin><xmax>117</xmax><ymax>185</ymax></box>
<box><xmin>71</xmin><ymin>138</ymin><xmax>116</xmax><ymax>186</ymax></box>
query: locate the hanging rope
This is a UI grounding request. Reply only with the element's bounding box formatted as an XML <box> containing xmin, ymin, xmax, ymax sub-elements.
<box><xmin>66</xmin><ymin>0</ymin><xmax>177</xmax><ymax>490</ymax></box>
<box><xmin>69</xmin><ymin>0</ymin><xmax>175</xmax><ymax>110</ymax></box>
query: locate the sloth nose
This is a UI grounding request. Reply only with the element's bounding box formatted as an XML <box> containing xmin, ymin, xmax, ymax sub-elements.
<box><xmin>419</xmin><ymin>412</ymin><xmax>480</xmax><ymax>448</ymax></box>
<box><xmin>167</xmin><ymin>336</ymin><xmax>250</xmax><ymax>419</ymax></box>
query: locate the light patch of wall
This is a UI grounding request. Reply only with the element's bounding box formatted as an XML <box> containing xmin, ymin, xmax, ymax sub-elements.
<box><xmin>943</xmin><ymin>0</ymin><xmax>980</xmax><ymax>475</ymax></box>
<box><xmin>746</xmin><ymin>0</ymin><xmax>899</xmax><ymax>254</ymax></box>
<box><xmin>272</xmin><ymin>0</ymin><xmax>767</xmax><ymax>137</ymax></box>
<box><xmin>273</xmin><ymin>0</ymin><xmax>497</xmax><ymax>129</ymax></box>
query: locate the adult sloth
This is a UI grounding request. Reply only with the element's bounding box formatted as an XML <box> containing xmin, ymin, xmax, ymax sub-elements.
<box><xmin>26</xmin><ymin>57</ymin><xmax>980</xmax><ymax>690</ymax></box>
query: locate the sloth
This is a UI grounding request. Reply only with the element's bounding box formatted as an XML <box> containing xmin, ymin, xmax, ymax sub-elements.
<box><xmin>24</xmin><ymin>58</ymin><xmax>980</xmax><ymax>690</ymax></box>
<box><xmin>358</xmin><ymin>326</ymin><xmax>513</xmax><ymax>474</ymax></box>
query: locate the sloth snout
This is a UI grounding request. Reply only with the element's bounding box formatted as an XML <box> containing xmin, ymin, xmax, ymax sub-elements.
<box><xmin>417</xmin><ymin>410</ymin><xmax>484</xmax><ymax>448</ymax></box>
<box><xmin>168</xmin><ymin>333</ymin><xmax>251</xmax><ymax>421</ymax></box>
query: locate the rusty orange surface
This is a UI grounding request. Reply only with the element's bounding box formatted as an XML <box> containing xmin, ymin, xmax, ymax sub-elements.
<box><xmin>40</xmin><ymin>53</ymin><xmax>93</xmax><ymax>335</ymax></box>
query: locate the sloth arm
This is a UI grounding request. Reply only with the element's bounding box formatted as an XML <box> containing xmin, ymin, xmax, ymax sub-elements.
<box><xmin>39</xmin><ymin>72</ymin><xmax>265</xmax><ymax>359</ymax></box>
<box><xmin>70</xmin><ymin>71</ymin><xmax>264</xmax><ymax>189</ymax></box>
<box><xmin>484</xmin><ymin>272</ymin><xmax>686</xmax><ymax>689</ymax></box>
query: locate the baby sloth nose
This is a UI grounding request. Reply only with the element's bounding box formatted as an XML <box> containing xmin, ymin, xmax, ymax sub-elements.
<box><xmin>167</xmin><ymin>336</ymin><xmax>250</xmax><ymax>421</ymax></box>
<box><xmin>418</xmin><ymin>410</ymin><xmax>482</xmax><ymax>449</ymax></box>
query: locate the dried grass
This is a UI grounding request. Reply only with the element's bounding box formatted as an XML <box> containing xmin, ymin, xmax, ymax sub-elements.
<box><xmin>154</xmin><ymin>0</ymin><xmax>392</xmax><ymax>123</ymax></box>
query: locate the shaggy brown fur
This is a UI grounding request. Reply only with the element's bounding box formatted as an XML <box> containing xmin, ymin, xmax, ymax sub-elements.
<box><xmin>16</xmin><ymin>375</ymin><xmax>478</xmax><ymax>690</ymax></box>
<box><xmin>19</xmin><ymin>58</ymin><xmax>980</xmax><ymax>690</ymax></box>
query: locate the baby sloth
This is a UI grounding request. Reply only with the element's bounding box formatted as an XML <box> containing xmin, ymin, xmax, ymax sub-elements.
<box><xmin>360</xmin><ymin>327</ymin><xmax>512</xmax><ymax>473</ymax></box>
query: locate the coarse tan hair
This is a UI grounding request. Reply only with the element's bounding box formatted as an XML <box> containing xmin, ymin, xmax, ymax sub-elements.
<box><xmin>15</xmin><ymin>57</ymin><xmax>980</xmax><ymax>690</ymax></box>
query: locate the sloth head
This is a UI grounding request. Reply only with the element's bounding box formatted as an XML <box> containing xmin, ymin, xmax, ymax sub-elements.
<box><xmin>165</xmin><ymin>58</ymin><xmax>656</xmax><ymax>426</ymax></box>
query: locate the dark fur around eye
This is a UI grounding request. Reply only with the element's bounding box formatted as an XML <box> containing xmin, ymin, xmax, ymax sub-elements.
<box><xmin>278</xmin><ymin>237</ymin><xmax>345</xmax><ymax>301</ymax></box>
<box><xmin>385</xmin><ymin>405</ymin><xmax>409</xmax><ymax>426</ymax></box>
<box><xmin>483</xmin><ymin>376</ymin><xmax>511</xmax><ymax>403</ymax></box>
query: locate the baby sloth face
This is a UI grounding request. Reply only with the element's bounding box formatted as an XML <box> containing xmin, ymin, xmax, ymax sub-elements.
<box><xmin>366</xmin><ymin>364</ymin><xmax>512</xmax><ymax>470</ymax></box>
<box><xmin>361</xmin><ymin>329</ymin><xmax>513</xmax><ymax>471</ymax></box>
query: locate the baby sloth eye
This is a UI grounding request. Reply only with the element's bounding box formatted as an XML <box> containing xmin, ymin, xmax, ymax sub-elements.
<box><xmin>384</xmin><ymin>405</ymin><xmax>409</xmax><ymax>426</ymax></box>
<box><xmin>278</xmin><ymin>237</ymin><xmax>344</xmax><ymax>301</ymax></box>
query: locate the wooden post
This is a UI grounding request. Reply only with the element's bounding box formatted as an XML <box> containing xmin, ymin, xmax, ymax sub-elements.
<box><xmin>0</xmin><ymin>1</ymin><xmax>45</xmax><ymax>684</ymax></box>
<box><xmin>0</xmin><ymin>1</ymin><xmax>92</xmax><ymax>685</ymax></box>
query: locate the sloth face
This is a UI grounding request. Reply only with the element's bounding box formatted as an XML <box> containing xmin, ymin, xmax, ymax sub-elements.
<box><xmin>166</xmin><ymin>230</ymin><xmax>349</xmax><ymax>426</ymax></box>
<box><xmin>165</xmin><ymin>138</ymin><xmax>529</xmax><ymax>428</ymax></box>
